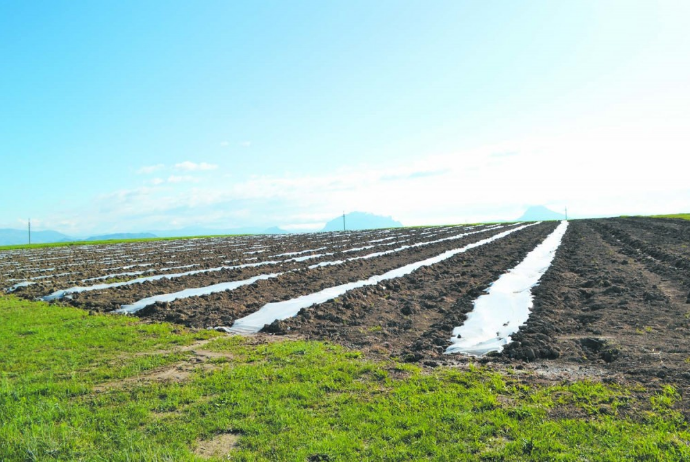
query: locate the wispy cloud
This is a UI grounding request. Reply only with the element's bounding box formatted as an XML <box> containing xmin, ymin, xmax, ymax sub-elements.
<box><xmin>33</xmin><ymin>118</ymin><xmax>690</xmax><ymax>234</ymax></box>
<box><xmin>219</xmin><ymin>141</ymin><xmax>230</xmax><ymax>147</ymax></box>
<box><xmin>489</xmin><ymin>151</ymin><xmax>518</xmax><ymax>159</ymax></box>
<box><xmin>137</xmin><ymin>164</ymin><xmax>165</xmax><ymax>174</ymax></box>
<box><xmin>240</xmin><ymin>141</ymin><xmax>251</xmax><ymax>147</ymax></box>
<box><xmin>381</xmin><ymin>169</ymin><xmax>450</xmax><ymax>182</ymax></box>
<box><xmin>174</xmin><ymin>161</ymin><xmax>218</xmax><ymax>171</ymax></box>
<box><xmin>167</xmin><ymin>175</ymin><xmax>199</xmax><ymax>183</ymax></box>
<box><xmin>281</xmin><ymin>222</ymin><xmax>325</xmax><ymax>231</ymax></box>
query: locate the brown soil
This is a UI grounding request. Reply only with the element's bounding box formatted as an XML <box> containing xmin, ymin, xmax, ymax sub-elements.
<box><xmin>262</xmin><ymin>217</ymin><xmax>690</xmax><ymax>404</ymax></box>
<box><xmin>5</xmin><ymin>225</ymin><xmax>479</xmax><ymax>306</ymax></box>
<box><xmin>501</xmin><ymin>219</ymin><xmax>690</xmax><ymax>389</ymax></box>
<box><xmin>134</xmin><ymin>224</ymin><xmax>532</xmax><ymax>327</ymax></box>
<box><xmin>265</xmin><ymin>222</ymin><xmax>558</xmax><ymax>365</ymax></box>
<box><xmin>194</xmin><ymin>433</ymin><xmax>239</xmax><ymax>459</ymax></box>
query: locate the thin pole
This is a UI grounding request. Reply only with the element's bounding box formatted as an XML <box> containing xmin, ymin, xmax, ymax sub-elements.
<box><xmin>565</xmin><ymin>207</ymin><xmax>568</xmax><ymax>221</ymax></box>
<box><xmin>343</xmin><ymin>211</ymin><xmax>346</xmax><ymax>232</ymax></box>
<box><xmin>28</xmin><ymin>218</ymin><xmax>31</xmax><ymax>244</ymax></box>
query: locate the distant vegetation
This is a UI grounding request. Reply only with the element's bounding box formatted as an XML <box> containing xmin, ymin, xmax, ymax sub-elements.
<box><xmin>651</xmin><ymin>213</ymin><xmax>690</xmax><ymax>221</ymax></box>
<box><xmin>1</xmin><ymin>295</ymin><xmax>689</xmax><ymax>460</ymax></box>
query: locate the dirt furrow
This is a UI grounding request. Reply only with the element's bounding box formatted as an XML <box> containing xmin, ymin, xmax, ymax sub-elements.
<box><xmin>13</xmin><ymin>226</ymin><xmax>474</xmax><ymax>307</ymax></box>
<box><xmin>605</xmin><ymin>217</ymin><xmax>690</xmax><ymax>260</ymax></box>
<box><xmin>134</xmin><ymin>225</ymin><xmax>524</xmax><ymax>327</ymax></box>
<box><xmin>264</xmin><ymin>222</ymin><xmax>558</xmax><ymax>364</ymax></box>
<box><xmin>501</xmin><ymin>220</ymin><xmax>690</xmax><ymax>391</ymax></box>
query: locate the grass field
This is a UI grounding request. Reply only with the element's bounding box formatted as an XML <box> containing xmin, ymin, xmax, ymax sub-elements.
<box><xmin>1</xmin><ymin>295</ymin><xmax>689</xmax><ymax>460</ymax></box>
<box><xmin>651</xmin><ymin>213</ymin><xmax>690</xmax><ymax>221</ymax></box>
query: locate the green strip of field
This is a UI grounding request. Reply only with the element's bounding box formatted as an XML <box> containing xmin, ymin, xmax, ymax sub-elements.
<box><xmin>651</xmin><ymin>213</ymin><xmax>690</xmax><ymax>221</ymax></box>
<box><xmin>1</xmin><ymin>295</ymin><xmax>688</xmax><ymax>461</ymax></box>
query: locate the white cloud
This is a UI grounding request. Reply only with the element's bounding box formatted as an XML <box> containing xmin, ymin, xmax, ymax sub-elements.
<box><xmin>149</xmin><ymin>178</ymin><xmax>164</xmax><ymax>185</ymax></box>
<box><xmin>137</xmin><ymin>164</ymin><xmax>165</xmax><ymax>174</ymax></box>
<box><xmin>281</xmin><ymin>222</ymin><xmax>326</xmax><ymax>231</ymax></box>
<box><xmin>220</xmin><ymin>141</ymin><xmax>230</xmax><ymax>147</ymax></box>
<box><xmin>167</xmin><ymin>175</ymin><xmax>199</xmax><ymax>184</ymax></box>
<box><xmin>174</xmin><ymin>161</ymin><xmax>218</xmax><ymax>171</ymax></box>
<box><xmin>35</xmin><ymin>115</ymin><xmax>690</xmax><ymax>234</ymax></box>
<box><xmin>240</xmin><ymin>141</ymin><xmax>251</xmax><ymax>147</ymax></box>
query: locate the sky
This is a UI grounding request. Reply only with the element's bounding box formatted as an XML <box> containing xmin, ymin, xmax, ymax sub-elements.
<box><xmin>1</xmin><ymin>1</ymin><xmax>689</xmax><ymax>235</ymax></box>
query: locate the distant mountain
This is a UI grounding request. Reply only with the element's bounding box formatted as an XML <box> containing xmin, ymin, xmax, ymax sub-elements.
<box><xmin>149</xmin><ymin>226</ymin><xmax>271</xmax><ymax>237</ymax></box>
<box><xmin>263</xmin><ymin>226</ymin><xmax>289</xmax><ymax>234</ymax></box>
<box><xmin>0</xmin><ymin>228</ymin><xmax>73</xmax><ymax>246</ymax></box>
<box><xmin>322</xmin><ymin>212</ymin><xmax>402</xmax><ymax>232</ymax></box>
<box><xmin>516</xmin><ymin>206</ymin><xmax>565</xmax><ymax>222</ymax></box>
<box><xmin>86</xmin><ymin>232</ymin><xmax>157</xmax><ymax>241</ymax></box>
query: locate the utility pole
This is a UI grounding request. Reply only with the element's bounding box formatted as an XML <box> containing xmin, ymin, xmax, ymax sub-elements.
<box><xmin>28</xmin><ymin>218</ymin><xmax>31</xmax><ymax>245</ymax></box>
<box><xmin>565</xmin><ymin>207</ymin><xmax>568</xmax><ymax>221</ymax></box>
<box><xmin>342</xmin><ymin>211</ymin><xmax>346</xmax><ymax>232</ymax></box>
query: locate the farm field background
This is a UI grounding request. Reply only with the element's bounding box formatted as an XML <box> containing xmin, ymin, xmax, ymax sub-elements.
<box><xmin>2</xmin><ymin>216</ymin><xmax>690</xmax><ymax>459</ymax></box>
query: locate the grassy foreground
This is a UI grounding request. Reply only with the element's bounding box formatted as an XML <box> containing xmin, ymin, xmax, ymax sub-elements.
<box><xmin>1</xmin><ymin>296</ymin><xmax>689</xmax><ymax>461</ymax></box>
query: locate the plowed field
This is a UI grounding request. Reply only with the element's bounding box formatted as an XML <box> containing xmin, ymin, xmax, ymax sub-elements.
<box><xmin>3</xmin><ymin>217</ymin><xmax>689</xmax><ymax>394</ymax></box>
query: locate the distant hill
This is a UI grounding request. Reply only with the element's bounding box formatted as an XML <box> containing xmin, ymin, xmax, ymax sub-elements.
<box><xmin>322</xmin><ymin>212</ymin><xmax>402</xmax><ymax>232</ymax></box>
<box><xmin>85</xmin><ymin>232</ymin><xmax>157</xmax><ymax>241</ymax></box>
<box><xmin>0</xmin><ymin>228</ymin><xmax>73</xmax><ymax>246</ymax></box>
<box><xmin>263</xmin><ymin>226</ymin><xmax>289</xmax><ymax>234</ymax></box>
<box><xmin>516</xmin><ymin>206</ymin><xmax>565</xmax><ymax>222</ymax></box>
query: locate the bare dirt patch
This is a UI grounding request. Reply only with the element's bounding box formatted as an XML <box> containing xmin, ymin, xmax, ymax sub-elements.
<box><xmin>194</xmin><ymin>433</ymin><xmax>239</xmax><ymax>459</ymax></box>
<box><xmin>93</xmin><ymin>338</ymin><xmax>232</xmax><ymax>392</ymax></box>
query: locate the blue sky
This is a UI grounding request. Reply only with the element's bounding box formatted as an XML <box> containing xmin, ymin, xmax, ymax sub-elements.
<box><xmin>2</xmin><ymin>1</ymin><xmax>689</xmax><ymax>234</ymax></box>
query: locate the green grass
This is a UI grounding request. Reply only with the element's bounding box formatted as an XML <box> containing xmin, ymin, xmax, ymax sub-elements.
<box><xmin>651</xmin><ymin>213</ymin><xmax>690</xmax><ymax>221</ymax></box>
<box><xmin>1</xmin><ymin>295</ymin><xmax>689</xmax><ymax>460</ymax></box>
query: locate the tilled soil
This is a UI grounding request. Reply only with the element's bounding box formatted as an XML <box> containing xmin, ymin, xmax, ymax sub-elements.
<box><xmin>265</xmin><ymin>218</ymin><xmax>690</xmax><ymax>394</ymax></box>
<box><xmin>1</xmin><ymin>226</ymin><xmax>444</xmax><ymax>294</ymax></box>
<box><xmin>265</xmin><ymin>222</ymin><xmax>558</xmax><ymax>362</ymax></box>
<box><xmin>607</xmin><ymin>217</ymin><xmax>690</xmax><ymax>259</ymax></box>
<box><xmin>502</xmin><ymin>220</ymin><xmax>690</xmax><ymax>386</ymax></box>
<box><xmin>3</xmin><ymin>225</ymin><xmax>470</xmax><ymax>303</ymax></box>
<box><xmin>134</xmin><ymin>224</ymin><xmax>525</xmax><ymax>327</ymax></box>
